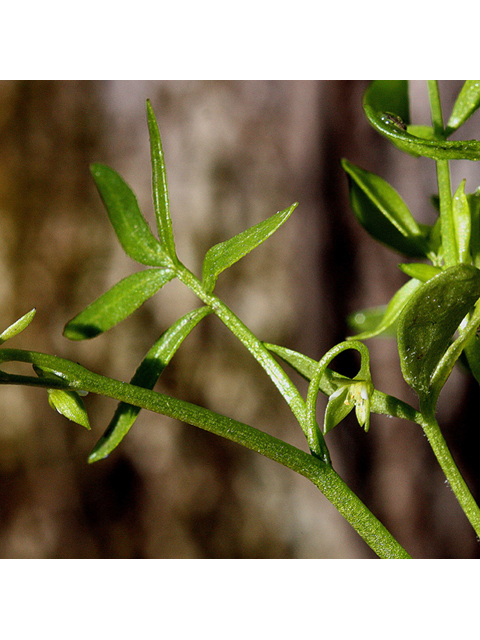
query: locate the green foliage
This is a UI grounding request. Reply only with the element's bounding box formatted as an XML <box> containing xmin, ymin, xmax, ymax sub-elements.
<box><xmin>202</xmin><ymin>204</ymin><xmax>297</xmax><ymax>294</ymax></box>
<box><xmin>5</xmin><ymin>84</ymin><xmax>480</xmax><ymax>558</ymax></box>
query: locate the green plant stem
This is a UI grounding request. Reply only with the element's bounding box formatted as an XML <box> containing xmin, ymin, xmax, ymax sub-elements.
<box><xmin>175</xmin><ymin>264</ymin><xmax>330</xmax><ymax>464</ymax></box>
<box><xmin>0</xmin><ymin>347</ymin><xmax>410</xmax><ymax>558</ymax></box>
<box><xmin>428</xmin><ymin>80</ymin><xmax>457</xmax><ymax>267</ymax></box>
<box><xmin>419</xmin><ymin>404</ymin><xmax>480</xmax><ymax>538</ymax></box>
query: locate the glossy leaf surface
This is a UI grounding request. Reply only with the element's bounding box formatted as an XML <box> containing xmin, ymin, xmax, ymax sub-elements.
<box><xmin>146</xmin><ymin>100</ymin><xmax>177</xmax><ymax>260</ymax></box>
<box><xmin>397</xmin><ymin>265</ymin><xmax>480</xmax><ymax>398</ymax></box>
<box><xmin>47</xmin><ymin>389</ymin><xmax>90</xmax><ymax>430</ymax></box>
<box><xmin>446</xmin><ymin>81</ymin><xmax>480</xmax><ymax>136</ymax></box>
<box><xmin>398</xmin><ymin>264</ymin><xmax>441</xmax><ymax>282</ymax></box>
<box><xmin>452</xmin><ymin>179</ymin><xmax>471</xmax><ymax>264</ymax></box>
<box><xmin>342</xmin><ymin>159</ymin><xmax>429</xmax><ymax>257</ymax></box>
<box><xmin>364</xmin><ymin>81</ymin><xmax>480</xmax><ymax>160</ymax></box>
<box><xmin>89</xmin><ymin>306</ymin><xmax>212</xmax><ymax>461</ymax></box>
<box><xmin>64</xmin><ymin>268</ymin><xmax>175</xmax><ymax>340</ymax></box>
<box><xmin>202</xmin><ymin>203</ymin><xmax>297</xmax><ymax>293</ymax></box>
<box><xmin>0</xmin><ymin>309</ymin><xmax>36</xmax><ymax>345</ymax></box>
<box><xmin>91</xmin><ymin>163</ymin><xmax>170</xmax><ymax>267</ymax></box>
<box><xmin>349</xmin><ymin>278</ymin><xmax>422</xmax><ymax>340</ymax></box>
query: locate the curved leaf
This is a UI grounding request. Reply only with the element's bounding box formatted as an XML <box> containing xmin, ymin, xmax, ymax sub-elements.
<box><xmin>342</xmin><ymin>159</ymin><xmax>430</xmax><ymax>257</ymax></box>
<box><xmin>202</xmin><ymin>203</ymin><xmax>297</xmax><ymax>293</ymax></box>
<box><xmin>397</xmin><ymin>264</ymin><xmax>480</xmax><ymax>399</ymax></box>
<box><xmin>348</xmin><ymin>278</ymin><xmax>422</xmax><ymax>340</ymax></box>
<box><xmin>89</xmin><ymin>306</ymin><xmax>212</xmax><ymax>461</ymax></box>
<box><xmin>47</xmin><ymin>389</ymin><xmax>90</xmax><ymax>430</ymax></box>
<box><xmin>63</xmin><ymin>268</ymin><xmax>175</xmax><ymax>340</ymax></box>
<box><xmin>0</xmin><ymin>308</ymin><xmax>36</xmax><ymax>345</ymax></box>
<box><xmin>364</xmin><ymin>81</ymin><xmax>480</xmax><ymax>161</ymax></box>
<box><xmin>446</xmin><ymin>81</ymin><xmax>480</xmax><ymax>136</ymax></box>
<box><xmin>146</xmin><ymin>100</ymin><xmax>177</xmax><ymax>260</ymax></box>
<box><xmin>91</xmin><ymin>163</ymin><xmax>171</xmax><ymax>267</ymax></box>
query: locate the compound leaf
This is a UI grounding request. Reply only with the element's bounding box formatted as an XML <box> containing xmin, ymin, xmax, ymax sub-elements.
<box><xmin>64</xmin><ymin>268</ymin><xmax>175</xmax><ymax>340</ymax></box>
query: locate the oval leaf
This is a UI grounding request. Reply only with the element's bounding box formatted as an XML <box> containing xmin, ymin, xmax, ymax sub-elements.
<box><xmin>397</xmin><ymin>264</ymin><xmax>480</xmax><ymax>398</ymax></box>
<box><xmin>446</xmin><ymin>81</ymin><xmax>480</xmax><ymax>136</ymax></box>
<box><xmin>64</xmin><ymin>268</ymin><xmax>175</xmax><ymax>340</ymax></box>
<box><xmin>88</xmin><ymin>306</ymin><xmax>212</xmax><ymax>462</ymax></box>
<box><xmin>47</xmin><ymin>389</ymin><xmax>90</xmax><ymax>430</ymax></box>
<box><xmin>342</xmin><ymin>159</ymin><xmax>430</xmax><ymax>257</ymax></box>
<box><xmin>146</xmin><ymin>100</ymin><xmax>177</xmax><ymax>260</ymax></box>
<box><xmin>202</xmin><ymin>203</ymin><xmax>297</xmax><ymax>293</ymax></box>
<box><xmin>364</xmin><ymin>81</ymin><xmax>480</xmax><ymax>161</ymax></box>
<box><xmin>91</xmin><ymin>163</ymin><xmax>171</xmax><ymax>267</ymax></box>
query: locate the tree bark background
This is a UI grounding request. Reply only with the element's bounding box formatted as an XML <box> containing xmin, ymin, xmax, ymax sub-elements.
<box><xmin>0</xmin><ymin>80</ymin><xmax>479</xmax><ymax>558</ymax></box>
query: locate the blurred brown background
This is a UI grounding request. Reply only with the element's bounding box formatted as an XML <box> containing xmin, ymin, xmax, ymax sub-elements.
<box><xmin>0</xmin><ymin>80</ymin><xmax>479</xmax><ymax>558</ymax></box>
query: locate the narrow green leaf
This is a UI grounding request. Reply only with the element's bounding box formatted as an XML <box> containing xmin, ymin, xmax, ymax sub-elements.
<box><xmin>348</xmin><ymin>306</ymin><xmax>390</xmax><ymax>336</ymax></box>
<box><xmin>88</xmin><ymin>306</ymin><xmax>212</xmax><ymax>462</ymax></box>
<box><xmin>468</xmin><ymin>191</ymin><xmax>480</xmax><ymax>269</ymax></box>
<box><xmin>348</xmin><ymin>278</ymin><xmax>423</xmax><ymax>340</ymax></box>
<box><xmin>0</xmin><ymin>308</ymin><xmax>36</xmax><ymax>345</ymax></box>
<box><xmin>446</xmin><ymin>81</ymin><xmax>480</xmax><ymax>136</ymax></box>
<box><xmin>363</xmin><ymin>81</ymin><xmax>480</xmax><ymax>160</ymax></box>
<box><xmin>342</xmin><ymin>159</ymin><xmax>429</xmax><ymax>257</ymax></box>
<box><xmin>398</xmin><ymin>263</ymin><xmax>441</xmax><ymax>282</ymax></box>
<box><xmin>452</xmin><ymin>179</ymin><xmax>471</xmax><ymax>264</ymax></box>
<box><xmin>91</xmin><ymin>163</ymin><xmax>171</xmax><ymax>267</ymax></box>
<box><xmin>63</xmin><ymin>268</ymin><xmax>175</xmax><ymax>340</ymax></box>
<box><xmin>146</xmin><ymin>100</ymin><xmax>177</xmax><ymax>260</ymax></box>
<box><xmin>397</xmin><ymin>264</ymin><xmax>480</xmax><ymax>399</ymax></box>
<box><xmin>202</xmin><ymin>203</ymin><xmax>297</xmax><ymax>294</ymax></box>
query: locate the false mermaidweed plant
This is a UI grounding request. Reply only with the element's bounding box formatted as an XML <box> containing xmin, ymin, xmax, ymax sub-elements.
<box><xmin>3</xmin><ymin>81</ymin><xmax>480</xmax><ymax>558</ymax></box>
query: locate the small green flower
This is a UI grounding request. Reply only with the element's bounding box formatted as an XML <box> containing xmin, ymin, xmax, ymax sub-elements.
<box><xmin>324</xmin><ymin>378</ymin><xmax>374</xmax><ymax>434</ymax></box>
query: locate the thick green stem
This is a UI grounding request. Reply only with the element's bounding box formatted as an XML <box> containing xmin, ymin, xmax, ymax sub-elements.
<box><xmin>175</xmin><ymin>265</ymin><xmax>329</xmax><ymax>463</ymax></box>
<box><xmin>0</xmin><ymin>347</ymin><xmax>410</xmax><ymax>558</ymax></box>
<box><xmin>419</xmin><ymin>404</ymin><xmax>480</xmax><ymax>538</ymax></box>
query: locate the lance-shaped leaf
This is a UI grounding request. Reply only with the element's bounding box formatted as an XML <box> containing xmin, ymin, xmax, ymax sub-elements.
<box><xmin>348</xmin><ymin>278</ymin><xmax>423</xmax><ymax>340</ymax></box>
<box><xmin>342</xmin><ymin>159</ymin><xmax>430</xmax><ymax>257</ymax></box>
<box><xmin>452</xmin><ymin>179</ymin><xmax>471</xmax><ymax>264</ymax></box>
<box><xmin>91</xmin><ymin>163</ymin><xmax>171</xmax><ymax>267</ymax></box>
<box><xmin>446</xmin><ymin>81</ymin><xmax>480</xmax><ymax>137</ymax></box>
<box><xmin>468</xmin><ymin>191</ymin><xmax>480</xmax><ymax>269</ymax></box>
<box><xmin>202</xmin><ymin>203</ymin><xmax>297</xmax><ymax>294</ymax></box>
<box><xmin>0</xmin><ymin>308</ymin><xmax>36</xmax><ymax>345</ymax></box>
<box><xmin>397</xmin><ymin>264</ymin><xmax>480</xmax><ymax>399</ymax></box>
<box><xmin>88</xmin><ymin>306</ymin><xmax>212</xmax><ymax>462</ymax></box>
<box><xmin>64</xmin><ymin>268</ymin><xmax>175</xmax><ymax>340</ymax></box>
<box><xmin>146</xmin><ymin>100</ymin><xmax>177</xmax><ymax>260</ymax></box>
<box><xmin>363</xmin><ymin>81</ymin><xmax>480</xmax><ymax>161</ymax></box>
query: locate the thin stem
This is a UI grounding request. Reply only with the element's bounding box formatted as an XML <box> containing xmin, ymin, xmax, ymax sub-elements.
<box><xmin>0</xmin><ymin>347</ymin><xmax>410</xmax><ymax>558</ymax></box>
<box><xmin>419</xmin><ymin>404</ymin><xmax>480</xmax><ymax>538</ymax></box>
<box><xmin>175</xmin><ymin>264</ymin><xmax>330</xmax><ymax>463</ymax></box>
<box><xmin>428</xmin><ymin>80</ymin><xmax>457</xmax><ymax>267</ymax></box>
